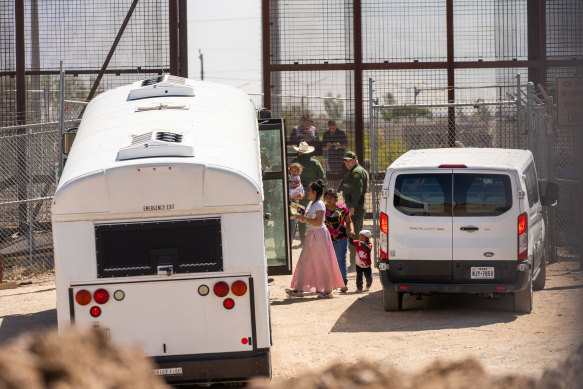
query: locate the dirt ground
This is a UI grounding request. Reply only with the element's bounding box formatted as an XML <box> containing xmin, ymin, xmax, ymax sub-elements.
<box><xmin>1</xmin><ymin>238</ymin><xmax>582</xmax><ymax>385</ymax></box>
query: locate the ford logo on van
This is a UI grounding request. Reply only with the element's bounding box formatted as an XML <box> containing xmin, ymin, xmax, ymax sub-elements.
<box><xmin>484</xmin><ymin>252</ymin><xmax>495</xmax><ymax>257</ymax></box>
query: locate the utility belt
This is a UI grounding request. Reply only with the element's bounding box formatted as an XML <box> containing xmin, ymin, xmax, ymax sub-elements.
<box><xmin>347</xmin><ymin>194</ymin><xmax>365</xmax><ymax>208</ymax></box>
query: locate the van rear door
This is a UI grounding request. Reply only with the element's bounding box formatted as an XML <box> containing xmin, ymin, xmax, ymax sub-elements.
<box><xmin>452</xmin><ymin>172</ymin><xmax>517</xmax><ymax>283</ymax></box>
<box><xmin>389</xmin><ymin>171</ymin><xmax>453</xmax><ymax>282</ymax></box>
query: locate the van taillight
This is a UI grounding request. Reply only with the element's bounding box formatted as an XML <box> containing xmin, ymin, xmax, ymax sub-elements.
<box><xmin>214</xmin><ymin>281</ymin><xmax>229</xmax><ymax>297</ymax></box>
<box><xmin>380</xmin><ymin>212</ymin><xmax>388</xmax><ymax>260</ymax></box>
<box><xmin>518</xmin><ymin>212</ymin><xmax>528</xmax><ymax>260</ymax></box>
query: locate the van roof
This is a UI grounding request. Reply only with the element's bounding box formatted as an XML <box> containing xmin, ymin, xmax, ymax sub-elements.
<box><xmin>58</xmin><ymin>79</ymin><xmax>260</xmax><ymax>190</ymax></box>
<box><xmin>389</xmin><ymin>148</ymin><xmax>531</xmax><ymax>171</ymax></box>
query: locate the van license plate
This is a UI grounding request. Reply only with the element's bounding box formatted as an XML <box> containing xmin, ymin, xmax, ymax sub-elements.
<box><xmin>471</xmin><ymin>267</ymin><xmax>494</xmax><ymax>279</ymax></box>
<box><xmin>153</xmin><ymin>367</ymin><xmax>183</xmax><ymax>376</ymax></box>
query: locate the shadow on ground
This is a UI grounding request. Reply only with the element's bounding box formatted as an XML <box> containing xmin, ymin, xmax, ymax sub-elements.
<box><xmin>0</xmin><ymin>309</ymin><xmax>57</xmax><ymax>345</ymax></box>
<box><xmin>331</xmin><ymin>290</ymin><xmax>518</xmax><ymax>332</ymax></box>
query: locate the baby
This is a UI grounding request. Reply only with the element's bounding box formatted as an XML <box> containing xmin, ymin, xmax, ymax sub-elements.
<box><xmin>288</xmin><ymin>163</ymin><xmax>304</xmax><ymax>199</ymax></box>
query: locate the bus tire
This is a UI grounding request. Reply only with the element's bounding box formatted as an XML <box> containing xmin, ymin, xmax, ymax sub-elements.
<box><xmin>383</xmin><ymin>288</ymin><xmax>403</xmax><ymax>311</ymax></box>
<box><xmin>514</xmin><ymin>278</ymin><xmax>533</xmax><ymax>314</ymax></box>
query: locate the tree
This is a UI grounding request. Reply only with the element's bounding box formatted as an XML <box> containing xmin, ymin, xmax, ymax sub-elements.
<box><xmin>381</xmin><ymin>91</ymin><xmax>433</xmax><ymax>121</ymax></box>
<box><xmin>323</xmin><ymin>92</ymin><xmax>344</xmax><ymax>121</ymax></box>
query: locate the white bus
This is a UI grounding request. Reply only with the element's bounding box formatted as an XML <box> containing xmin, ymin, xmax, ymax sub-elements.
<box><xmin>52</xmin><ymin>76</ymin><xmax>291</xmax><ymax>385</ymax></box>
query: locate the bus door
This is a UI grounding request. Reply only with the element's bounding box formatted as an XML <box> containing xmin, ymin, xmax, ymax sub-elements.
<box><xmin>258</xmin><ymin>117</ymin><xmax>292</xmax><ymax>275</ymax></box>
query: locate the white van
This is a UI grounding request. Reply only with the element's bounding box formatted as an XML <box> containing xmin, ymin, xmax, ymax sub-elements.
<box><xmin>377</xmin><ymin>148</ymin><xmax>558</xmax><ymax>313</ymax></box>
<box><xmin>52</xmin><ymin>76</ymin><xmax>290</xmax><ymax>385</ymax></box>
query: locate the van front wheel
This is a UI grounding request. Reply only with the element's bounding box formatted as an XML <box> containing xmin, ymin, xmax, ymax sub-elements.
<box><xmin>513</xmin><ymin>279</ymin><xmax>533</xmax><ymax>314</ymax></box>
<box><xmin>383</xmin><ymin>289</ymin><xmax>403</xmax><ymax>311</ymax></box>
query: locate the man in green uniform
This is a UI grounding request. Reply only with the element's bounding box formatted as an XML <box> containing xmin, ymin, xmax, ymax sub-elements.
<box><xmin>339</xmin><ymin>151</ymin><xmax>369</xmax><ymax>271</ymax></box>
<box><xmin>292</xmin><ymin>141</ymin><xmax>327</xmax><ymax>244</ymax></box>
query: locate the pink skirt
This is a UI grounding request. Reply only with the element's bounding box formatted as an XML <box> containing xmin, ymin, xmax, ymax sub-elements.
<box><xmin>290</xmin><ymin>227</ymin><xmax>345</xmax><ymax>293</ymax></box>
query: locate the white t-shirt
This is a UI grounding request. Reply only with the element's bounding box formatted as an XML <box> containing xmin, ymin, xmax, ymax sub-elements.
<box><xmin>305</xmin><ymin>200</ymin><xmax>326</xmax><ymax>231</ymax></box>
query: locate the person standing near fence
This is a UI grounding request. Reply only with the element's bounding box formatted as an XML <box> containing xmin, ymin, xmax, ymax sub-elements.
<box><xmin>338</xmin><ymin>151</ymin><xmax>369</xmax><ymax>271</ymax></box>
<box><xmin>289</xmin><ymin>114</ymin><xmax>321</xmax><ymax>155</ymax></box>
<box><xmin>286</xmin><ymin>180</ymin><xmax>345</xmax><ymax>299</ymax></box>
<box><xmin>323</xmin><ymin>188</ymin><xmax>353</xmax><ymax>292</ymax></box>
<box><xmin>321</xmin><ymin>120</ymin><xmax>347</xmax><ymax>178</ymax></box>
<box><xmin>292</xmin><ymin>141</ymin><xmax>327</xmax><ymax>245</ymax></box>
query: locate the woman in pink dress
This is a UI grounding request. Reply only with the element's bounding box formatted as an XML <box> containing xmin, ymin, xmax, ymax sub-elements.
<box><xmin>286</xmin><ymin>180</ymin><xmax>345</xmax><ymax>298</ymax></box>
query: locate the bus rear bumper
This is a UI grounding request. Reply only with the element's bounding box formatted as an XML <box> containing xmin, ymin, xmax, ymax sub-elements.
<box><xmin>154</xmin><ymin>349</ymin><xmax>271</xmax><ymax>385</ymax></box>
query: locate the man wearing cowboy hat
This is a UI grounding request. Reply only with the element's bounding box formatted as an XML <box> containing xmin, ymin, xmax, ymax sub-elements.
<box><xmin>291</xmin><ymin>141</ymin><xmax>327</xmax><ymax>244</ymax></box>
<box><xmin>339</xmin><ymin>150</ymin><xmax>369</xmax><ymax>271</ymax></box>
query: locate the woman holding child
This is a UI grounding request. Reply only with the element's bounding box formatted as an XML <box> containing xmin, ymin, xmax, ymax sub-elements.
<box><xmin>286</xmin><ymin>180</ymin><xmax>345</xmax><ymax>298</ymax></box>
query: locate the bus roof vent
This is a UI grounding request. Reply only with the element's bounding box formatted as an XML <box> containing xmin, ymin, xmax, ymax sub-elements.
<box><xmin>119</xmin><ymin>130</ymin><xmax>194</xmax><ymax>160</ymax></box>
<box><xmin>129</xmin><ymin>75</ymin><xmax>195</xmax><ymax>100</ymax></box>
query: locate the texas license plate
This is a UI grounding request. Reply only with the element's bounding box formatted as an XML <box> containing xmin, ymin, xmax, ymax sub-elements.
<box><xmin>471</xmin><ymin>267</ymin><xmax>494</xmax><ymax>279</ymax></box>
<box><xmin>153</xmin><ymin>367</ymin><xmax>183</xmax><ymax>376</ymax></box>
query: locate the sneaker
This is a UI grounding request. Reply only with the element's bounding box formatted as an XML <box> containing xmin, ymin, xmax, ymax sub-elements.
<box><xmin>356</xmin><ymin>288</ymin><xmax>363</xmax><ymax>293</ymax></box>
<box><xmin>317</xmin><ymin>291</ymin><xmax>333</xmax><ymax>299</ymax></box>
<box><xmin>285</xmin><ymin>289</ymin><xmax>304</xmax><ymax>297</ymax></box>
<box><xmin>340</xmin><ymin>286</ymin><xmax>348</xmax><ymax>293</ymax></box>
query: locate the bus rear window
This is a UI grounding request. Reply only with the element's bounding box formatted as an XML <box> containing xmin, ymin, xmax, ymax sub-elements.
<box><xmin>453</xmin><ymin>174</ymin><xmax>512</xmax><ymax>216</ymax></box>
<box><xmin>95</xmin><ymin>218</ymin><xmax>222</xmax><ymax>277</ymax></box>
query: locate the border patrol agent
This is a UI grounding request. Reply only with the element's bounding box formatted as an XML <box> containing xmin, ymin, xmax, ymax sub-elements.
<box><xmin>339</xmin><ymin>151</ymin><xmax>369</xmax><ymax>271</ymax></box>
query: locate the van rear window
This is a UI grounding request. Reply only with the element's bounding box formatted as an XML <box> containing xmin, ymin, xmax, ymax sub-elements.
<box><xmin>393</xmin><ymin>173</ymin><xmax>512</xmax><ymax>217</ymax></box>
<box><xmin>394</xmin><ymin>174</ymin><xmax>452</xmax><ymax>216</ymax></box>
<box><xmin>95</xmin><ymin>218</ymin><xmax>222</xmax><ymax>277</ymax></box>
<box><xmin>453</xmin><ymin>174</ymin><xmax>512</xmax><ymax>216</ymax></box>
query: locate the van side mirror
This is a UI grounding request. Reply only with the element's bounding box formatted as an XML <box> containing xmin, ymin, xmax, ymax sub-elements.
<box><xmin>540</xmin><ymin>180</ymin><xmax>559</xmax><ymax>207</ymax></box>
<box><xmin>62</xmin><ymin>131</ymin><xmax>77</xmax><ymax>156</ymax></box>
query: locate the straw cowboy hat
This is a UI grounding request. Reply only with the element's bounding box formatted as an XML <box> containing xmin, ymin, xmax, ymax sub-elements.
<box><xmin>293</xmin><ymin>141</ymin><xmax>315</xmax><ymax>154</ymax></box>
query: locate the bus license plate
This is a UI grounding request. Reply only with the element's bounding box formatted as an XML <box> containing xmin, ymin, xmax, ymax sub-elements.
<box><xmin>471</xmin><ymin>267</ymin><xmax>494</xmax><ymax>279</ymax></box>
<box><xmin>153</xmin><ymin>367</ymin><xmax>183</xmax><ymax>376</ymax></box>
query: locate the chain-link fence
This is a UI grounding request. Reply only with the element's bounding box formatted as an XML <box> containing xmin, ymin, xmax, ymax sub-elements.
<box><xmin>0</xmin><ymin>94</ymin><xmax>85</xmax><ymax>279</ymax></box>
<box><xmin>369</xmin><ymin>79</ymin><xmax>577</xmax><ymax>263</ymax></box>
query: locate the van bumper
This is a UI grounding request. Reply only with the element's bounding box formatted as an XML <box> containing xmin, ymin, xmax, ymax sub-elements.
<box><xmin>154</xmin><ymin>349</ymin><xmax>271</xmax><ymax>385</ymax></box>
<box><xmin>377</xmin><ymin>259</ymin><xmax>532</xmax><ymax>294</ymax></box>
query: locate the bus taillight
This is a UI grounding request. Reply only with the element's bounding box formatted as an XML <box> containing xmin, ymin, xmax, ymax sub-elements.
<box><xmin>75</xmin><ymin>290</ymin><xmax>92</xmax><ymax>305</ymax></box>
<box><xmin>90</xmin><ymin>306</ymin><xmax>102</xmax><ymax>317</ymax></box>
<box><xmin>93</xmin><ymin>289</ymin><xmax>110</xmax><ymax>304</ymax></box>
<box><xmin>223</xmin><ymin>298</ymin><xmax>235</xmax><ymax>309</ymax></box>
<box><xmin>214</xmin><ymin>282</ymin><xmax>229</xmax><ymax>297</ymax></box>
<box><xmin>231</xmin><ymin>281</ymin><xmax>247</xmax><ymax>296</ymax></box>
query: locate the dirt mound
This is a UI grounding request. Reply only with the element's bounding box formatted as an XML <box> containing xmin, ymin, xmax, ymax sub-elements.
<box><xmin>252</xmin><ymin>344</ymin><xmax>583</xmax><ymax>389</ymax></box>
<box><xmin>538</xmin><ymin>343</ymin><xmax>583</xmax><ymax>389</ymax></box>
<box><xmin>0</xmin><ymin>327</ymin><xmax>168</xmax><ymax>389</ymax></box>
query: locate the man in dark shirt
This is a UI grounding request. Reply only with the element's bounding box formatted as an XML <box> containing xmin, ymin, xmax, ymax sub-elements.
<box><xmin>321</xmin><ymin>120</ymin><xmax>347</xmax><ymax>179</ymax></box>
<box><xmin>289</xmin><ymin>114</ymin><xmax>321</xmax><ymax>155</ymax></box>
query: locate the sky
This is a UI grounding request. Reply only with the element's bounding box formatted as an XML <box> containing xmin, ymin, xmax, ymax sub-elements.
<box><xmin>187</xmin><ymin>1</ymin><xmax>262</xmax><ymax>95</ymax></box>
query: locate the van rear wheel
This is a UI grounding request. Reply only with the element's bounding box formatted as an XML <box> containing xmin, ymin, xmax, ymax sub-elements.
<box><xmin>514</xmin><ymin>278</ymin><xmax>533</xmax><ymax>314</ymax></box>
<box><xmin>533</xmin><ymin>258</ymin><xmax>546</xmax><ymax>291</ymax></box>
<box><xmin>383</xmin><ymin>289</ymin><xmax>403</xmax><ymax>311</ymax></box>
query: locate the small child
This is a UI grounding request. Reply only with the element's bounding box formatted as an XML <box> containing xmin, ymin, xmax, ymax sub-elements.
<box><xmin>288</xmin><ymin>163</ymin><xmax>304</xmax><ymax>199</ymax></box>
<box><xmin>349</xmin><ymin>229</ymin><xmax>373</xmax><ymax>292</ymax></box>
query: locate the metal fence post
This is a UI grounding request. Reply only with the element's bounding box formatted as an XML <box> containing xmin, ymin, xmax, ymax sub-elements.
<box><xmin>27</xmin><ymin>129</ymin><xmax>34</xmax><ymax>263</ymax></box>
<box><xmin>369</xmin><ymin>78</ymin><xmax>379</xmax><ymax>260</ymax></box>
<box><xmin>516</xmin><ymin>74</ymin><xmax>521</xmax><ymax>149</ymax></box>
<box><xmin>59</xmin><ymin>61</ymin><xmax>65</xmax><ymax>179</ymax></box>
<box><xmin>527</xmin><ymin>82</ymin><xmax>535</xmax><ymax>152</ymax></box>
